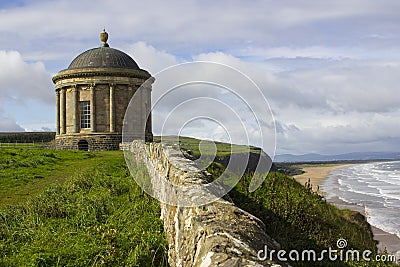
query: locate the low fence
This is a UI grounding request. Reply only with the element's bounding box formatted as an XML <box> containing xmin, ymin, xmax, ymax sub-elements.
<box><xmin>126</xmin><ymin>141</ymin><xmax>283</xmax><ymax>267</ymax></box>
<box><xmin>0</xmin><ymin>142</ymin><xmax>44</xmax><ymax>149</ymax></box>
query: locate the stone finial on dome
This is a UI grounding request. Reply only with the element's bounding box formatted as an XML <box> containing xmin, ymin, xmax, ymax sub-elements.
<box><xmin>100</xmin><ymin>29</ymin><xmax>109</xmax><ymax>47</ymax></box>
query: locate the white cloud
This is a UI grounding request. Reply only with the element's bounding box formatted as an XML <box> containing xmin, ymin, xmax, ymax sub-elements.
<box><xmin>169</xmin><ymin>51</ymin><xmax>400</xmax><ymax>154</ymax></box>
<box><xmin>123</xmin><ymin>44</ymin><xmax>400</xmax><ymax>155</ymax></box>
<box><xmin>125</xmin><ymin>42</ymin><xmax>180</xmax><ymax>74</ymax></box>
<box><xmin>0</xmin><ymin>0</ymin><xmax>399</xmax><ymax>154</ymax></box>
<box><xmin>275</xmin><ymin>60</ymin><xmax>400</xmax><ymax>113</ymax></box>
<box><xmin>276</xmin><ymin>111</ymin><xmax>400</xmax><ymax>154</ymax></box>
<box><xmin>1</xmin><ymin>0</ymin><xmax>400</xmax><ymax>65</ymax></box>
<box><xmin>0</xmin><ymin>50</ymin><xmax>54</xmax><ymax>104</ymax></box>
<box><xmin>0</xmin><ymin>107</ymin><xmax>24</xmax><ymax>132</ymax></box>
<box><xmin>0</xmin><ymin>50</ymin><xmax>54</xmax><ymax>132</ymax></box>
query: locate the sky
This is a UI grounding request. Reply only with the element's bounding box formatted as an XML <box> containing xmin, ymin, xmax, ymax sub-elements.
<box><xmin>0</xmin><ymin>0</ymin><xmax>400</xmax><ymax>155</ymax></box>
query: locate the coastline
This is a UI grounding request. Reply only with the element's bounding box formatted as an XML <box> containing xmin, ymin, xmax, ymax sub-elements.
<box><xmin>293</xmin><ymin>164</ymin><xmax>353</xmax><ymax>195</ymax></box>
<box><xmin>294</xmin><ymin>164</ymin><xmax>400</xmax><ymax>254</ymax></box>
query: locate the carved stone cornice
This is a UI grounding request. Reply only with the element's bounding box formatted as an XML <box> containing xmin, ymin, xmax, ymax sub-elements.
<box><xmin>52</xmin><ymin>67</ymin><xmax>151</xmax><ymax>84</ymax></box>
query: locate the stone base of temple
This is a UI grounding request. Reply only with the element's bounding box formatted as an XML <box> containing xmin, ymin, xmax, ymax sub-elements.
<box><xmin>55</xmin><ymin>133</ymin><xmax>153</xmax><ymax>151</ymax></box>
<box><xmin>55</xmin><ymin>133</ymin><xmax>121</xmax><ymax>151</ymax></box>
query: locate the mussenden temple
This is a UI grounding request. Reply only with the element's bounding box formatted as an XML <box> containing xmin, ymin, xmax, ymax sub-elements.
<box><xmin>52</xmin><ymin>30</ymin><xmax>153</xmax><ymax>151</ymax></box>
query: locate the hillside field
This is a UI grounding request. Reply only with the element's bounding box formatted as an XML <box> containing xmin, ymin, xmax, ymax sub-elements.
<box><xmin>0</xmin><ymin>141</ymin><xmax>395</xmax><ymax>267</ymax></box>
<box><xmin>0</xmin><ymin>148</ymin><xmax>168</xmax><ymax>266</ymax></box>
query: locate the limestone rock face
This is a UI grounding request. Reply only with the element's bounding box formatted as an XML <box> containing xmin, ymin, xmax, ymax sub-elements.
<box><xmin>127</xmin><ymin>141</ymin><xmax>283</xmax><ymax>267</ymax></box>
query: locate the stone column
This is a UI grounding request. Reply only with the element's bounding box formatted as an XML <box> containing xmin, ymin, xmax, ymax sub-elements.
<box><xmin>60</xmin><ymin>88</ymin><xmax>66</xmax><ymax>134</ymax></box>
<box><xmin>56</xmin><ymin>89</ymin><xmax>60</xmax><ymax>135</ymax></box>
<box><xmin>90</xmin><ymin>84</ymin><xmax>96</xmax><ymax>132</ymax></box>
<box><xmin>134</xmin><ymin>85</ymin><xmax>143</xmax><ymax>139</ymax></box>
<box><xmin>144</xmin><ymin>77</ymin><xmax>154</xmax><ymax>141</ymax></box>
<box><xmin>141</xmin><ymin>87</ymin><xmax>145</xmax><ymax>133</ymax></box>
<box><xmin>109</xmin><ymin>83</ymin><xmax>115</xmax><ymax>132</ymax></box>
<box><xmin>146</xmin><ymin>85</ymin><xmax>153</xmax><ymax>141</ymax></box>
<box><xmin>73</xmin><ymin>86</ymin><xmax>79</xmax><ymax>133</ymax></box>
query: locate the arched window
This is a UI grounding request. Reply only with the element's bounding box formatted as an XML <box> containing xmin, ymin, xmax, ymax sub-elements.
<box><xmin>77</xmin><ymin>139</ymin><xmax>89</xmax><ymax>151</ymax></box>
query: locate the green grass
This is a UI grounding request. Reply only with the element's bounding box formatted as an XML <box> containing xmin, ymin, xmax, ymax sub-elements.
<box><xmin>0</xmin><ymin>149</ymin><xmax>92</xmax><ymax>188</ymax></box>
<box><xmin>225</xmin><ymin>170</ymin><xmax>393</xmax><ymax>267</ymax></box>
<box><xmin>0</xmin><ymin>142</ymin><xmax>395</xmax><ymax>266</ymax></box>
<box><xmin>156</xmin><ymin>137</ymin><xmax>393</xmax><ymax>266</ymax></box>
<box><xmin>204</xmin><ymin>161</ymin><xmax>393</xmax><ymax>266</ymax></box>
<box><xmin>155</xmin><ymin>135</ymin><xmax>261</xmax><ymax>157</ymax></box>
<box><xmin>0</xmin><ymin>143</ymin><xmax>42</xmax><ymax>149</ymax></box>
<box><xmin>0</xmin><ymin>149</ymin><xmax>106</xmax><ymax>207</ymax></box>
<box><xmin>0</xmin><ymin>149</ymin><xmax>168</xmax><ymax>266</ymax></box>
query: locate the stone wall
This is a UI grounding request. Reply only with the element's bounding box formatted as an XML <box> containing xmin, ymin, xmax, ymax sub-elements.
<box><xmin>55</xmin><ymin>133</ymin><xmax>121</xmax><ymax>151</ymax></box>
<box><xmin>127</xmin><ymin>141</ymin><xmax>283</xmax><ymax>267</ymax></box>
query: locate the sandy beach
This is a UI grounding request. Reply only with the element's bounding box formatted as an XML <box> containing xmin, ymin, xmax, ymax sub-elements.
<box><xmin>294</xmin><ymin>164</ymin><xmax>400</xmax><ymax>254</ymax></box>
<box><xmin>293</xmin><ymin>164</ymin><xmax>353</xmax><ymax>195</ymax></box>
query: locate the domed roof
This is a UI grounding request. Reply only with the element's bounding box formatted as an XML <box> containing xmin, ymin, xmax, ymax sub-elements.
<box><xmin>68</xmin><ymin>47</ymin><xmax>139</xmax><ymax>69</ymax></box>
<box><xmin>67</xmin><ymin>30</ymin><xmax>139</xmax><ymax>70</ymax></box>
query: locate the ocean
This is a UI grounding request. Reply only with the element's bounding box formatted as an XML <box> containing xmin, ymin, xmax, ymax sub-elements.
<box><xmin>322</xmin><ymin>161</ymin><xmax>400</xmax><ymax>239</ymax></box>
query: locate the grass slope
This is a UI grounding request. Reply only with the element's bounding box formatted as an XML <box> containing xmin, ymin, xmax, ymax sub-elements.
<box><xmin>0</xmin><ymin>149</ymin><xmax>130</xmax><ymax>208</ymax></box>
<box><xmin>0</xmin><ymin>149</ymin><xmax>168</xmax><ymax>266</ymax></box>
<box><xmin>155</xmin><ymin>135</ymin><xmax>261</xmax><ymax>157</ymax></box>
<box><xmin>0</xmin><ymin>141</ymin><xmax>395</xmax><ymax>266</ymax></box>
<box><xmin>158</xmin><ymin>136</ymin><xmax>393</xmax><ymax>266</ymax></box>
